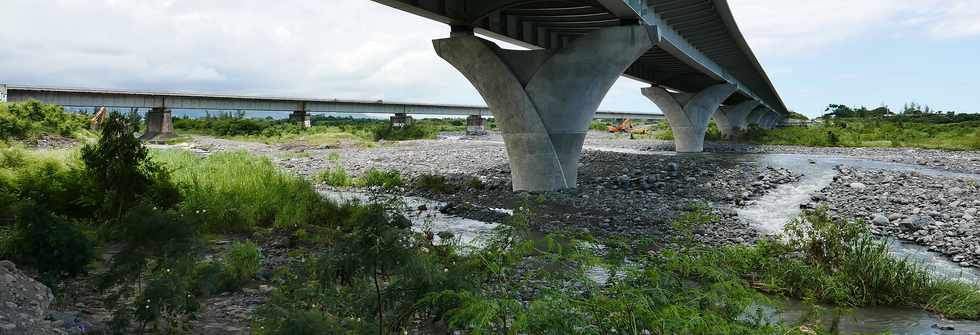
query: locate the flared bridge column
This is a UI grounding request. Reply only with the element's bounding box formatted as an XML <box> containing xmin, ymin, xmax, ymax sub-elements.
<box><xmin>289</xmin><ymin>111</ymin><xmax>311</xmax><ymax>128</ymax></box>
<box><xmin>434</xmin><ymin>25</ymin><xmax>653</xmax><ymax>191</ymax></box>
<box><xmin>747</xmin><ymin>106</ymin><xmax>770</xmax><ymax>127</ymax></box>
<box><xmin>714</xmin><ymin>100</ymin><xmax>760</xmax><ymax>139</ymax></box>
<box><xmin>641</xmin><ymin>84</ymin><xmax>736</xmax><ymax>153</ymax></box>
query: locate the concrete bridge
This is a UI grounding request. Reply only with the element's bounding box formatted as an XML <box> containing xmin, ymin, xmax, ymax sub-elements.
<box><xmin>1</xmin><ymin>84</ymin><xmax>663</xmax><ymax>139</ymax></box>
<box><xmin>374</xmin><ymin>0</ymin><xmax>788</xmax><ymax>191</ymax></box>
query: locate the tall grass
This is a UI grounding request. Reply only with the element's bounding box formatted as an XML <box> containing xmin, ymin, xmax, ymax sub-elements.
<box><xmin>152</xmin><ymin>150</ymin><xmax>336</xmax><ymax>232</ymax></box>
<box><xmin>673</xmin><ymin>208</ymin><xmax>980</xmax><ymax>319</ymax></box>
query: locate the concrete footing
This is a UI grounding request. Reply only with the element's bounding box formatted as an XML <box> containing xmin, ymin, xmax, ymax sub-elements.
<box><xmin>141</xmin><ymin>107</ymin><xmax>174</xmax><ymax>140</ymax></box>
<box><xmin>434</xmin><ymin>25</ymin><xmax>653</xmax><ymax>191</ymax></box>
<box><xmin>289</xmin><ymin>111</ymin><xmax>311</xmax><ymax>128</ymax></box>
<box><xmin>642</xmin><ymin>84</ymin><xmax>736</xmax><ymax>153</ymax></box>
<box><xmin>390</xmin><ymin>113</ymin><xmax>412</xmax><ymax>128</ymax></box>
<box><xmin>714</xmin><ymin>100</ymin><xmax>761</xmax><ymax>139</ymax></box>
<box><xmin>466</xmin><ymin>115</ymin><xmax>486</xmax><ymax>136</ymax></box>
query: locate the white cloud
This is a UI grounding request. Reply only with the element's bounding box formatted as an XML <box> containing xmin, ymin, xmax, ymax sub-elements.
<box><xmin>729</xmin><ymin>0</ymin><xmax>980</xmax><ymax>59</ymax></box>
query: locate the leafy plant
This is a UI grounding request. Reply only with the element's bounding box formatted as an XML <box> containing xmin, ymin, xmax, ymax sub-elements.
<box><xmin>413</xmin><ymin>174</ymin><xmax>457</xmax><ymax>194</ymax></box>
<box><xmin>7</xmin><ymin>200</ymin><xmax>95</xmax><ymax>282</ymax></box>
<box><xmin>315</xmin><ymin>166</ymin><xmax>353</xmax><ymax>187</ymax></box>
<box><xmin>225</xmin><ymin>241</ymin><xmax>262</xmax><ymax>285</ymax></box>
<box><xmin>355</xmin><ymin>168</ymin><xmax>403</xmax><ymax>189</ymax></box>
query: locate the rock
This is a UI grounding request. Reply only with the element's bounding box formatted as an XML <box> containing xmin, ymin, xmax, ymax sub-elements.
<box><xmin>871</xmin><ymin>214</ymin><xmax>890</xmax><ymax>226</ymax></box>
<box><xmin>849</xmin><ymin>182</ymin><xmax>868</xmax><ymax>190</ymax></box>
<box><xmin>667</xmin><ymin>162</ymin><xmax>679</xmax><ymax>172</ymax></box>
<box><xmin>0</xmin><ymin>261</ymin><xmax>59</xmax><ymax>334</ymax></box>
<box><xmin>902</xmin><ymin>215</ymin><xmax>935</xmax><ymax>232</ymax></box>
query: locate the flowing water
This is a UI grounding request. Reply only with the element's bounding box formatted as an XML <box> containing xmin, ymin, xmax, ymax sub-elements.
<box><xmin>733</xmin><ymin>153</ymin><xmax>980</xmax><ymax>334</ymax></box>
<box><xmin>322</xmin><ymin>146</ymin><xmax>980</xmax><ymax>334</ymax></box>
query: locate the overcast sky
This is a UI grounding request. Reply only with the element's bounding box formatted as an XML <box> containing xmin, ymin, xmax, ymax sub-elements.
<box><xmin>1</xmin><ymin>0</ymin><xmax>978</xmax><ymax>117</ymax></box>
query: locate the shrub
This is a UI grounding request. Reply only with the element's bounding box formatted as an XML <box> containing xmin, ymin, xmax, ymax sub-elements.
<box><xmin>225</xmin><ymin>241</ymin><xmax>262</xmax><ymax>284</ymax></box>
<box><xmin>80</xmin><ymin>112</ymin><xmax>181</xmax><ymax>222</ymax></box>
<box><xmin>7</xmin><ymin>201</ymin><xmax>96</xmax><ymax>281</ymax></box>
<box><xmin>413</xmin><ymin>174</ymin><xmax>457</xmax><ymax>194</ymax></box>
<box><xmin>372</xmin><ymin>124</ymin><xmax>436</xmax><ymax>141</ymax></box>
<box><xmin>314</xmin><ymin>166</ymin><xmax>353</xmax><ymax>187</ymax></box>
<box><xmin>355</xmin><ymin>168</ymin><xmax>403</xmax><ymax>189</ymax></box>
<box><xmin>0</xmin><ymin>100</ymin><xmax>89</xmax><ymax>140</ymax></box>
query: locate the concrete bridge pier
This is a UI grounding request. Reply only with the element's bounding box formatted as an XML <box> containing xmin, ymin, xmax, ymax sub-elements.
<box><xmin>390</xmin><ymin>113</ymin><xmax>412</xmax><ymax>128</ymax></box>
<box><xmin>466</xmin><ymin>115</ymin><xmax>486</xmax><ymax>136</ymax></box>
<box><xmin>289</xmin><ymin>111</ymin><xmax>311</xmax><ymax>128</ymax></box>
<box><xmin>746</xmin><ymin>106</ymin><xmax>770</xmax><ymax>127</ymax></box>
<box><xmin>434</xmin><ymin>25</ymin><xmax>653</xmax><ymax>191</ymax></box>
<box><xmin>713</xmin><ymin>100</ymin><xmax>761</xmax><ymax>140</ymax></box>
<box><xmin>642</xmin><ymin>84</ymin><xmax>736</xmax><ymax>153</ymax></box>
<box><xmin>141</xmin><ymin>107</ymin><xmax>175</xmax><ymax>140</ymax></box>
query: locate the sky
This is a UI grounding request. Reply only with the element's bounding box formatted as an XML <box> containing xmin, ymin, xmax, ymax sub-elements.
<box><xmin>1</xmin><ymin>0</ymin><xmax>978</xmax><ymax>118</ymax></box>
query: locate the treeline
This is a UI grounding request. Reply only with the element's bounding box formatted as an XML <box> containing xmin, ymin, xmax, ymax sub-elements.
<box><xmin>173</xmin><ymin>113</ymin><xmax>472</xmax><ymax>141</ymax></box>
<box><xmin>823</xmin><ymin>102</ymin><xmax>980</xmax><ymax>124</ymax></box>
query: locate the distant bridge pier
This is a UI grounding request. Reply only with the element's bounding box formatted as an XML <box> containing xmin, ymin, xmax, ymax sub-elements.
<box><xmin>761</xmin><ymin>112</ymin><xmax>783</xmax><ymax>129</ymax></box>
<box><xmin>289</xmin><ymin>111</ymin><xmax>311</xmax><ymax>128</ymax></box>
<box><xmin>434</xmin><ymin>25</ymin><xmax>653</xmax><ymax>191</ymax></box>
<box><xmin>141</xmin><ymin>107</ymin><xmax>175</xmax><ymax>140</ymax></box>
<box><xmin>390</xmin><ymin>112</ymin><xmax>412</xmax><ymax>128</ymax></box>
<box><xmin>714</xmin><ymin>100</ymin><xmax>761</xmax><ymax>139</ymax></box>
<box><xmin>642</xmin><ymin>84</ymin><xmax>736</xmax><ymax>153</ymax></box>
<box><xmin>465</xmin><ymin>115</ymin><xmax>486</xmax><ymax>136</ymax></box>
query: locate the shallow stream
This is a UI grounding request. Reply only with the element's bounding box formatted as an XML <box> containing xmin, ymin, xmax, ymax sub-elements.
<box><xmin>322</xmin><ymin>146</ymin><xmax>980</xmax><ymax>334</ymax></box>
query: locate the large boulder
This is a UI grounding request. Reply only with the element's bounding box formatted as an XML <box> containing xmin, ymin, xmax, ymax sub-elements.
<box><xmin>902</xmin><ymin>215</ymin><xmax>935</xmax><ymax>232</ymax></box>
<box><xmin>0</xmin><ymin>260</ymin><xmax>58</xmax><ymax>334</ymax></box>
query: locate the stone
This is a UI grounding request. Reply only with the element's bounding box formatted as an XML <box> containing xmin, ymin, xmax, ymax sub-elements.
<box><xmin>902</xmin><ymin>215</ymin><xmax>935</xmax><ymax>232</ymax></box>
<box><xmin>849</xmin><ymin>182</ymin><xmax>868</xmax><ymax>190</ymax></box>
<box><xmin>871</xmin><ymin>214</ymin><xmax>890</xmax><ymax>226</ymax></box>
<box><xmin>0</xmin><ymin>261</ymin><xmax>58</xmax><ymax>334</ymax></box>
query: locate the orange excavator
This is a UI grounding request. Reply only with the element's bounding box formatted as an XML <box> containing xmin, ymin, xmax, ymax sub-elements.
<box><xmin>607</xmin><ymin>119</ymin><xmax>648</xmax><ymax>134</ymax></box>
<box><xmin>90</xmin><ymin>107</ymin><xmax>107</xmax><ymax>130</ymax></box>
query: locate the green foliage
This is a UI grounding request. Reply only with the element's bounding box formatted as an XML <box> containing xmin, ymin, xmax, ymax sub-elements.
<box><xmin>675</xmin><ymin>208</ymin><xmax>980</xmax><ymax>320</ymax></box>
<box><xmin>99</xmin><ymin>203</ymin><xmax>205</xmax><ymax>334</ymax></box>
<box><xmin>590</xmin><ymin>120</ymin><xmax>612</xmax><ymax>131</ymax></box>
<box><xmin>0</xmin><ymin>100</ymin><xmax>89</xmax><ymax>140</ymax></box>
<box><xmin>744</xmin><ymin>117</ymin><xmax>980</xmax><ymax>150</ymax></box>
<box><xmin>355</xmin><ymin>168</ymin><xmax>404</xmax><ymax>189</ymax></box>
<box><xmin>153</xmin><ymin>150</ymin><xmax>337</xmax><ymax>232</ymax></box>
<box><xmin>226</xmin><ymin>241</ymin><xmax>262</xmax><ymax>284</ymax></box>
<box><xmin>81</xmin><ymin>112</ymin><xmax>181</xmax><ymax>222</ymax></box>
<box><xmin>372</xmin><ymin>123</ymin><xmax>436</xmax><ymax>141</ymax></box>
<box><xmin>314</xmin><ymin>166</ymin><xmax>353</xmax><ymax>187</ymax></box>
<box><xmin>6</xmin><ymin>201</ymin><xmax>96</xmax><ymax>281</ymax></box>
<box><xmin>413</xmin><ymin>174</ymin><xmax>457</xmax><ymax>194</ymax></box>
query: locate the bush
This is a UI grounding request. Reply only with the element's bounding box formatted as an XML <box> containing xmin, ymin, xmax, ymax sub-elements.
<box><xmin>372</xmin><ymin>124</ymin><xmax>436</xmax><ymax>141</ymax></box>
<box><xmin>7</xmin><ymin>201</ymin><xmax>96</xmax><ymax>281</ymax></box>
<box><xmin>0</xmin><ymin>100</ymin><xmax>89</xmax><ymax>140</ymax></box>
<box><xmin>81</xmin><ymin>112</ymin><xmax>181</xmax><ymax>222</ymax></box>
<box><xmin>413</xmin><ymin>174</ymin><xmax>457</xmax><ymax>194</ymax></box>
<box><xmin>355</xmin><ymin>168</ymin><xmax>403</xmax><ymax>189</ymax></box>
<box><xmin>226</xmin><ymin>241</ymin><xmax>262</xmax><ymax>284</ymax></box>
<box><xmin>314</xmin><ymin>166</ymin><xmax>353</xmax><ymax>187</ymax></box>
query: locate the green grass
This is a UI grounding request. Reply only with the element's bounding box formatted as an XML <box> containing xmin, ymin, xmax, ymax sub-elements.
<box><xmin>744</xmin><ymin>118</ymin><xmax>980</xmax><ymax>150</ymax></box>
<box><xmin>174</xmin><ymin>114</ymin><xmax>467</xmax><ymax>144</ymax></box>
<box><xmin>354</xmin><ymin>168</ymin><xmax>404</xmax><ymax>189</ymax></box>
<box><xmin>151</xmin><ymin>150</ymin><xmax>337</xmax><ymax>232</ymax></box>
<box><xmin>670</xmin><ymin>208</ymin><xmax>980</xmax><ymax>320</ymax></box>
<box><xmin>314</xmin><ymin>166</ymin><xmax>354</xmax><ymax>187</ymax></box>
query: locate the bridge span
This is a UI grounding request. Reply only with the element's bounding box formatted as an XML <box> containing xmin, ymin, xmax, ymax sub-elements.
<box><xmin>1</xmin><ymin>84</ymin><xmax>663</xmax><ymax>138</ymax></box>
<box><xmin>374</xmin><ymin>0</ymin><xmax>787</xmax><ymax>191</ymax></box>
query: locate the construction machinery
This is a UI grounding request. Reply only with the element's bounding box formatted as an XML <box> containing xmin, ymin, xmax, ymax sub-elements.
<box><xmin>607</xmin><ymin>119</ymin><xmax>649</xmax><ymax>135</ymax></box>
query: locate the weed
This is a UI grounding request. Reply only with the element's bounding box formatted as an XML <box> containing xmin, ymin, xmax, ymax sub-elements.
<box><xmin>314</xmin><ymin>166</ymin><xmax>353</xmax><ymax>187</ymax></box>
<box><xmin>414</xmin><ymin>174</ymin><xmax>457</xmax><ymax>194</ymax></box>
<box><xmin>355</xmin><ymin>168</ymin><xmax>403</xmax><ymax>189</ymax></box>
<box><xmin>225</xmin><ymin>241</ymin><xmax>262</xmax><ymax>285</ymax></box>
